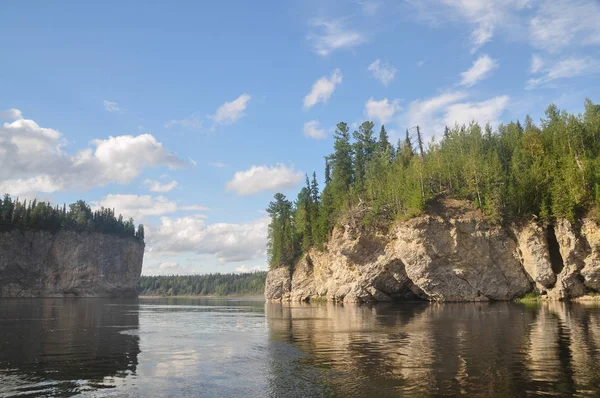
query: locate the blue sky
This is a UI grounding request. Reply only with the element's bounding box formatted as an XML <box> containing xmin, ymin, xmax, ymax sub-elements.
<box><xmin>1</xmin><ymin>0</ymin><xmax>599</xmax><ymax>275</ymax></box>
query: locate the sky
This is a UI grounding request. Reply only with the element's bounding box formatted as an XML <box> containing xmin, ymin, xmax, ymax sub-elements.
<box><xmin>1</xmin><ymin>0</ymin><xmax>599</xmax><ymax>275</ymax></box>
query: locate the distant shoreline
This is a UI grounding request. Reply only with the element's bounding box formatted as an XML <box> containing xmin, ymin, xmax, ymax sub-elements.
<box><xmin>138</xmin><ymin>294</ymin><xmax>265</xmax><ymax>299</ymax></box>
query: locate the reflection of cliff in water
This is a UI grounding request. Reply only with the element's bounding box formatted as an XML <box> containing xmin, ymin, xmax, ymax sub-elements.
<box><xmin>0</xmin><ymin>299</ymin><xmax>140</xmax><ymax>397</ymax></box>
<box><xmin>265</xmin><ymin>301</ymin><xmax>600</xmax><ymax>397</ymax></box>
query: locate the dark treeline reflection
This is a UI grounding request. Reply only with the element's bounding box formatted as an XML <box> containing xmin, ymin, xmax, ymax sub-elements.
<box><xmin>0</xmin><ymin>299</ymin><xmax>140</xmax><ymax>397</ymax></box>
<box><xmin>265</xmin><ymin>301</ymin><xmax>600</xmax><ymax>397</ymax></box>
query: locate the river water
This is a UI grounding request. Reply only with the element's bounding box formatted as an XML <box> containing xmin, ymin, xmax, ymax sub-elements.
<box><xmin>1</xmin><ymin>298</ymin><xmax>599</xmax><ymax>397</ymax></box>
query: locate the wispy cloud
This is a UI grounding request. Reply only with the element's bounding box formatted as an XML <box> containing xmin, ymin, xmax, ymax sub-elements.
<box><xmin>459</xmin><ymin>54</ymin><xmax>498</xmax><ymax>87</ymax></box>
<box><xmin>209</xmin><ymin>94</ymin><xmax>252</xmax><ymax>125</ymax></box>
<box><xmin>144</xmin><ymin>179</ymin><xmax>178</xmax><ymax>193</ymax></box>
<box><xmin>165</xmin><ymin>114</ymin><xmax>203</xmax><ymax>129</ymax></box>
<box><xmin>103</xmin><ymin>100</ymin><xmax>120</xmax><ymax>112</ymax></box>
<box><xmin>308</xmin><ymin>19</ymin><xmax>367</xmax><ymax>56</ymax></box>
<box><xmin>303</xmin><ymin>120</ymin><xmax>327</xmax><ymax>139</ymax></box>
<box><xmin>368</xmin><ymin>59</ymin><xmax>397</xmax><ymax>86</ymax></box>
<box><xmin>530</xmin><ymin>54</ymin><xmax>544</xmax><ymax>73</ymax></box>
<box><xmin>527</xmin><ymin>57</ymin><xmax>600</xmax><ymax>89</ymax></box>
<box><xmin>303</xmin><ymin>69</ymin><xmax>342</xmax><ymax>110</ymax></box>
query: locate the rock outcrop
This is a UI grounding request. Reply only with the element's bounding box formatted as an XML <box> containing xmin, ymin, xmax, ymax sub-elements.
<box><xmin>0</xmin><ymin>230</ymin><xmax>144</xmax><ymax>297</ymax></box>
<box><xmin>265</xmin><ymin>200</ymin><xmax>600</xmax><ymax>303</ymax></box>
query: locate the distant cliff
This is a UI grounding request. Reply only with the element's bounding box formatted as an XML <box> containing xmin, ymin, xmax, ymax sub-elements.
<box><xmin>0</xmin><ymin>230</ymin><xmax>144</xmax><ymax>297</ymax></box>
<box><xmin>265</xmin><ymin>200</ymin><xmax>600</xmax><ymax>303</ymax></box>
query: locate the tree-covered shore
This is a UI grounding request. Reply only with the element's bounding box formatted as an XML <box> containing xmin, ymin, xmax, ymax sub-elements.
<box><xmin>137</xmin><ymin>272</ymin><xmax>267</xmax><ymax>296</ymax></box>
<box><xmin>0</xmin><ymin>195</ymin><xmax>144</xmax><ymax>242</ymax></box>
<box><xmin>267</xmin><ymin>100</ymin><xmax>600</xmax><ymax>269</ymax></box>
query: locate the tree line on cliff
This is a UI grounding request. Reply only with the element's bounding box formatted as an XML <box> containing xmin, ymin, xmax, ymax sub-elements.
<box><xmin>0</xmin><ymin>195</ymin><xmax>145</xmax><ymax>241</ymax></box>
<box><xmin>137</xmin><ymin>272</ymin><xmax>267</xmax><ymax>296</ymax></box>
<box><xmin>267</xmin><ymin>99</ymin><xmax>600</xmax><ymax>269</ymax></box>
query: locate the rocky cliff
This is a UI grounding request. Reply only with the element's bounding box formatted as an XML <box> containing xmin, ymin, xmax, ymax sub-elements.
<box><xmin>0</xmin><ymin>230</ymin><xmax>144</xmax><ymax>297</ymax></box>
<box><xmin>265</xmin><ymin>200</ymin><xmax>600</xmax><ymax>302</ymax></box>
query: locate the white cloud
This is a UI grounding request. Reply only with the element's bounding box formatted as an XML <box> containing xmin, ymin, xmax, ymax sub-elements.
<box><xmin>144</xmin><ymin>179</ymin><xmax>178</xmax><ymax>193</ymax></box>
<box><xmin>235</xmin><ymin>264</ymin><xmax>268</xmax><ymax>274</ymax></box>
<box><xmin>92</xmin><ymin>194</ymin><xmax>207</xmax><ymax>222</ymax></box>
<box><xmin>103</xmin><ymin>100</ymin><xmax>120</xmax><ymax>112</ymax></box>
<box><xmin>526</xmin><ymin>57</ymin><xmax>600</xmax><ymax>88</ymax></box>
<box><xmin>0</xmin><ymin>109</ymin><xmax>23</xmax><ymax>120</ymax></box>
<box><xmin>159</xmin><ymin>262</ymin><xmax>179</xmax><ymax>270</ymax></box>
<box><xmin>226</xmin><ymin>164</ymin><xmax>303</xmax><ymax>196</ymax></box>
<box><xmin>459</xmin><ymin>54</ymin><xmax>498</xmax><ymax>87</ymax></box>
<box><xmin>0</xmin><ymin>111</ymin><xmax>185</xmax><ymax>196</ymax></box>
<box><xmin>403</xmin><ymin>92</ymin><xmax>509</xmax><ymax>139</ymax></box>
<box><xmin>147</xmin><ymin>216</ymin><xmax>268</xmax><ymax>264</ymax></box>
<box><xmin>530</xmin><ymin>0</ymin><xmax>600</xmax><ymax>53</ymax></box>
<box><xmin>407</xmin><ymin>0</ymin><xmax>530</xmax><ymax>53</ymax></box>
<box><xmin>303</xmin><ymin>69</ymin><xmax>343</xmax><ymax>110</ymax></box>
<box><xmin>303</xmin><ymin>120</ymin><xmax>327</xmax><ymax>139</ymax></box>
<box><xmin>365</xmin><ymin>98</ymin><xmax>401</xmax><ymax>124</ymax></box>
<box><xmin>308</xmin><ymin>19</ymin><xmax>367</xmax><ymax>56</ymax></box>
<box><xmin>368</xmin><ymin>59</ymin><xmax>397</xmax><ymax>86</ymax></box>
<box><xmin>406</xmin><ymin>91</ymin><xmax>468</xmax><ymax>130</ymax></box>
<box><xmin>530</xmin><ymin>54</ymin><xmax>544</xmax><ymax>73</ymax></box>
<box><xmin>209</xmin><ymin>94</ymin><xmax>251</xmax><ymax>125</ymax></box>
<box><xmin>443</xmin><ymin>96</ymin><xmax>510</xmax><ymax>127</ymax></box>
<box><xmin>165</xmin><ymin>115</ymin><xmax>203</xmax><ymax>129</ymax></box>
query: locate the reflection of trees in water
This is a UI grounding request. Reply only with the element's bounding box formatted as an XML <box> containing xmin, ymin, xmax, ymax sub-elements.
<box><xmin>0</xmin><ymin>299</ymin><xmax>140</xmax><ymax>397</ymax></box>
<box><xmin>265</xmin><ymin>301</ymin><xmax>600</xmax><ymax>397</ymax></box>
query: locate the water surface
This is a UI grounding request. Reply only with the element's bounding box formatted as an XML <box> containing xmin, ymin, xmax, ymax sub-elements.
<box><xmin>1</xmin><ymin>298</ymin><xmax>599</xmax><ymax>397</ymax></box>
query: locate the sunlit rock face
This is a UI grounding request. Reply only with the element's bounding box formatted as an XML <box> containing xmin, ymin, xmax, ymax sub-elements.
<box><xmin>0</xmin><ymin>230</ymin><xmax>144</xmax><ymax>297</ymax></box>
<box><xmin>265</xmin><ymin>199</ymin><xmax>600</xmax><ymax>303</ymax></box>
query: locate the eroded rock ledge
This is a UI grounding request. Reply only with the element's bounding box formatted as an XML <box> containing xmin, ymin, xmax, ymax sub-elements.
<box><xmin>265</xmin><ymin>200</ymin><xmax>600</xmax><ymax>303</ymax></box>
<box><xmin>0</xmin><ymin>230</ymin><xmax>144</xmax><ymax>297</ymax></box>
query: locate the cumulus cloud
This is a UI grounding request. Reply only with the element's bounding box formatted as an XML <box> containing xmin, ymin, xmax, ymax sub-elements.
<box><xmin>0</xmin><ymin>110</ymin><xmax>185</xmax><ymax>196</ymax></box>
<box><xmin>103</xmin><ymin>100</ymin><xmax>120</xmax><ymax>112</ymax></box>
<box><xmin>0</xmin><ymin>109</ymin><xmax>23</xmax><ymax>120</ymax></box>
<box><xmin>303</xmin><ymin>69</ymin><xmax>343</xmax><ymax>110</ymax></box>
<box><xmin>526</xmin><ymin>57</ymin><xmax>600</xmax><ymax>88</ymax></box>
<box><xmin>404</xmin><ymin>92</ymin><xmax>509</xmax><ymax>139</ymax></box>
<box><xmin>92</xmin><ymin>194</ymin><xmax>207</xmax><ymax>222</ymax></box>
<box><xmin>226</xmin><ymin>164</ymin><xmax>303</xmax><ymax>196</ymax></box>
<box><xmin>147</xmin><ymin>216</ymin><xmax>268</xmax><ymax>264</ymax></box>
<box><xmin>209</xmin><ymin>94</ymin><xmax>251</xmax><ymax>125</ymax></box>
<box><xmin>365</xmin><ymin>98</ymin><xmax>401</xmax><ymax>125</ymax></box>
<box><xmin>235</xmin><ymin>264</ymin><xmax>268</xmax><ymax>273</ymax></box>
<box><xmin>303</xmin><ymin>120</ymin><xmax>327</xmax><ymax>139</ymax></box>
<box><xmin>308</xmin><ymin>19</ymin><xmax>367</xmax><ymax>56</ymax></box>
<box><xmin>443</xmin><ymin>96</ymin><xmax>510</xmax><ymax>127</ymax></box>
<box><xmin>368</xmin><ymin>59</ymin><xmax>397</xmax><ymax>86</ymax></box>
<box><xmin>144</xmin><ymin>179</ymin><xmax>178</xmax><ymax>193</ymax></box>
<box><xmin>459</xmin><ymin>54</ymin><xmax>498</xmax><ymax>87</ymax></box>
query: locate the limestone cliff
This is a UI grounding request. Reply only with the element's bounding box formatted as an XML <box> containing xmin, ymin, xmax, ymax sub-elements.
<box><xmin>0</xmin><ymin>230</ymin><xmax>144</xmax><ymax>297</ymax></box>
<box><xmin>265</xmin><ymin>200</ymin><xmax>600</xmax><ymax>302</ymax></box>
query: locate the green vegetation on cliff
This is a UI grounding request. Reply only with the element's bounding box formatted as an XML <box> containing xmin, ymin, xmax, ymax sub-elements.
<box><xmin>267</xmin><ymin>100</ymin><xmax>600</xmax><ymax>269</ymax></box>
<box><xmin>137</xmin><ymin>272</ymin><xmax>267</xmax><ymax>296</ymax></box>
<box><xmin>0</xmin><ymin>195</ymin><xmax>144</xmax><ymax>242</ymax></box>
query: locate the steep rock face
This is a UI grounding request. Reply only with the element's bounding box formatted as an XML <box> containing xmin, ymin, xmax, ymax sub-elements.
<box><xmin>265</xmin><ymin>201</ymin><xmax>600</xmax><ymax>303</ymax></box>
<box><xmin>513</xmin><ymin>222</ymin><xmax>556</xmax><ymax>291</ymax></box>
<box><xmin>0</xmin><ymin>230</ymin><xmax>144</xmax><ymax>297</ymax></box>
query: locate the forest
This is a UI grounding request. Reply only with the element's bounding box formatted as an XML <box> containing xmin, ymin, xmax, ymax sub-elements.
<box><xmin>267</xmin><ymin>99</ymin><xmax>600</xmax><ymax>269</ymax></box>
<box><xmin>0</xmin><ymin>195</ymin><xmax>144</xmax><ymax>241</ymax></box>
<box><xmin>137</xmin><ymin>272</ymin><xmax>267</xmax><ymax>296</ymax></box>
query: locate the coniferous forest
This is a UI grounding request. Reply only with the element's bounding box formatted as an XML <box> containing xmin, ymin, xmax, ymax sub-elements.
<box><xmin>267</xmin><ymin>100</ymin><xmax>600</xmax><ymax>269</ymax></box>
<box><xmin>137</xmin><ymin>272</ymin><xmax>267</xmax><ymax>296</ymax></box>
<box><xmin>0</xmin><ymin>195</ymin><xmax>145</xmax><ymax>242</ymax></box>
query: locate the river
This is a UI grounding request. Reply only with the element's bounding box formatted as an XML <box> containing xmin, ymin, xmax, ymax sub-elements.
<box><xmin>0</xmin><ymin>298</ymin><xmax>599</xmax><ymax>397</ymax></box>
